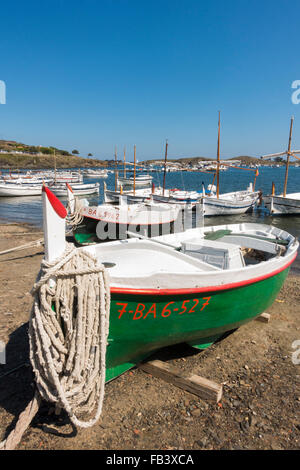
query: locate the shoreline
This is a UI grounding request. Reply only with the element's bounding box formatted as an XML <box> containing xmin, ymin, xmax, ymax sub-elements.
<box><xmin>0</xmin><ymin>217</ymin><xmax>41</xmax><ymax>229</ymax></box>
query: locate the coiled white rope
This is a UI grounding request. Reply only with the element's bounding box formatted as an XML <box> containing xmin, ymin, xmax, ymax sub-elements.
<box><xmin>29</xmin><ymin>242</ymin><xmax>110</xmax><ymax>428</ymax></box>
<box><xmin>0</xmin><ymin>242</ymin><xmax>110</xmax><ymax>449</ymax></box>
<box><xmin>66</xmin><ymin>197</ymin><xmax>84</xmax><ymax>228</ymax></box>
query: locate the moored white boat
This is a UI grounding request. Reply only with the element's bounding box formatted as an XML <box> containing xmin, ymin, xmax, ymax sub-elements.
<box><xmin>54</xmin><ymin>173</ymin><xmax>83</xmax><ymax>183</ymax></box>
<box><xmin>104</xmin><ymin>187</ymin><xmax>152</xmax><ymax>204</ymax></box>
<box><xmin>49</xmin><ymin>182</ymin><xmax>100</xmax><ymax>196</ymax></box>
<box><xmin>66</xmin><ymin>184</ymin><xmax>182</xmax><ymax>244</ymax></box>
<box><xmin>261</xmin><ymin>117</ymin><xmax>300</xmax><ymax>216</ymax></box>
<box><xmin>263</xmin><ymin>193</ymin><xmax>300</xmax><ymax>215</ymax></box>
<box><xmin>199</xmin><ymin>112</ymin><xmax>261</xmax><ymax>216</ymax></box>
<box><xmin>152</xmin><ymin>189</ymin><xmax>201</xmax><ymax>207</ymax></box>
<box><xmin>0</xmin><ymin>180</ymin><xmax>100</xmax><ymax>197</ymax></box>
<box><xmin>0</xmin><ymin>182</ymin><xmax>42</xmax><ymax>197</ymax></box>
<box><xmin>201</xmin><ymin>189</ymin><xmax>260</xmax><ymax>216</ymax></box>
<box><xmin>83</xmin><ymin>169</ymin><xmax>108</xmax><ymax>178</ymax></box>
<box><xmin>117</xmin><ymin>174</ymin><xmax>153</xmax><ymax>187</ymax></box>
<box><xmin>104</xmin><ymin>183</ymin><xmax>201</xmax><ymax>207</ymax></box>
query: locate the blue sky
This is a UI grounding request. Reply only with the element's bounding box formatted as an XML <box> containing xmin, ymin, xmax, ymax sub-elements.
<box><xmin>0</xmin><ymin>0</ymin><xmax>299</xmax><ymax>161</ymax></box>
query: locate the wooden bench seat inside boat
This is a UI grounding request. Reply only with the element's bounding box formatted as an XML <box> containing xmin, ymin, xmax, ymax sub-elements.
<box><xmin>181</xmin><ymin>239</ymin><xmax>245</xmax><ymax>270</ymax></box>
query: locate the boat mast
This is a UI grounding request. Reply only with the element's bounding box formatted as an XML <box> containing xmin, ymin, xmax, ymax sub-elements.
<box><xmin>216</xmin><ymin>111</ymin><xmax>221</xmax><ymax>198</ymax></box>
<box><xmin>253</xmin><ymin>168</ymin><xmax>259</xmax><ymax>191</ymax></box>
<box><xmin>54</xmin><ymin>148</ymin><xmax>56</xmax><ymax>183</ymax></box>
<box><xmin>283</xmin><ymin>116</ymin><xmax>294</xmax><ymax>198</ymax></box>
<box><xmin>124</xmin><ymin>146</ymin><xmax>126</xmax><ymax>178</ymax></box>
<box><xmin>114</xmin><ymin>146</ymin><xmax>118</xmax><ymax>191</ymax></box>
<box><xmin>133</xmin><ymin>144</ymin><xmax>136</xmax><ymax>196</ymax></box>
<box><xmin>163</xmin><ymin>139</ymin><xmax>168</xmax><ymax>196</ymax></box>
<box><xmin>261</xmin><ymin>117</ymin><xmax>300</xmax><ymax>195</ymax></box>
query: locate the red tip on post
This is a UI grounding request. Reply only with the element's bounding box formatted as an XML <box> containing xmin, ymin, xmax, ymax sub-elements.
<box><xmin>66</xmin><ymin>182</ymin><xmax>73</xmax><ymax>193</ymax></box>
<box><xmin>42</xmin><ymin>186</ymin><xmax>67</xmax><ymax>219</ymax></box>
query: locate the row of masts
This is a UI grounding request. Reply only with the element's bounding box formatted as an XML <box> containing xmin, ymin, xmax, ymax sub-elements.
<box><xmin>111</xmin><ymin>111</ymin><xmax>260</xmax><ymax>200</ymax></box>
<box><xmin>114</xmin><ymin>142</ymin><xmax>169</xmax><ymax>196</ymax></box>
<box><xmin>48</xmin><ymin>114</ymin><xmax>300</xmax><ymax>200</ymax></box>
<box><xmin>110</xmin><ymin>114</ymin><xmax>300</xmax><ymax>201</ymax></box>
<box><xmin>114</xmin><ymin>145</ymin><xmax>138</xmax><ymax>194</ymax></box>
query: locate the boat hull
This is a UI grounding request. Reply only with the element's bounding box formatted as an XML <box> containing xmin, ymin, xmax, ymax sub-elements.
<box><xmin>73</xmin><ymin>216</ymin><xmax>177</xmax><ymax>244</ymax></box>
<box><xmin>202</xmin><ymin>196</ymin><xmax>257</xmax><ymax>215</ymax></box>
<box><xmin>0</xmin><ymin>184</ymin><xmax>42</xmax><ymax>196</ymax></box>
<box><xmin>263</xmin><ymin>194</ymin><xmax>300</xmax><ymax>215</ymax></box>
<box><xmin>152</xmin><ymin>194</ymin><xmax>199</xmax><ymax>206</ymax></box>
<box><xmin>84</xmin><ymin>171</ymin><xmax>108</xmax><ymax>178</ymax></box>
<box><xmin>50</xmin><ymin>186</ymin><xmax>99</xmax><ymax>196</ymax></box>
<box><xmin>105</xmin><ymin>264</ymin><xmax>291</xmax><ymax>381</ymax></box>
<box><xmin>117</xmin><ymin>176</ymin><xmax>152</xmax><ymax>187</ymax></box>
<box><xmin>104</xmin><ymin>189</ymin><xmax>151</xmax><ymax>204</ymax></box>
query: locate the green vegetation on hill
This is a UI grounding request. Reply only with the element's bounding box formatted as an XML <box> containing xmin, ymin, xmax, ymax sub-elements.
<box><xmin>0</xmin><ymin>140</ymin><xmax>71</xmax><ymax>156</ymax></box>
<box><xmin>0</xmin><ymin>139</ymin><xmax>109</xmax><ymax>169</ymax></box>
<box><xmin>0</xmin><ymin>152</ymin><xmax>109</xmax><ymax>169</ymax></box>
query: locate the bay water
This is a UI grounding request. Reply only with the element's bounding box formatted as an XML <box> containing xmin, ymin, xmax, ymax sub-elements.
<box><xmin>0</xmin><ymin>165</ymin><xmax>299</xmax><ymax>273</ymax></box>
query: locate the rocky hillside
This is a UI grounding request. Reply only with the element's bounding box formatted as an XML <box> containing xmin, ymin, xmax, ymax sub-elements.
<box><xmin>0</xmin><ymin>139</ymin><xmax>110</xmax><ymax>169</ymax></box>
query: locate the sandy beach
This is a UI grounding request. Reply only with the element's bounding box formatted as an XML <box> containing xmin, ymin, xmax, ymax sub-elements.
<box><xmin>0</xmin><ymin>222</ymin><xmax>299</xmax><ymax>450</ymax></box>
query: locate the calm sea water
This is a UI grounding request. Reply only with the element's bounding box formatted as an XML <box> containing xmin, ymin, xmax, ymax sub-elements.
<box><xmin>1</xmin><ymin>166</ymin><xmax>299</xmax><ymax>273</ymax></box>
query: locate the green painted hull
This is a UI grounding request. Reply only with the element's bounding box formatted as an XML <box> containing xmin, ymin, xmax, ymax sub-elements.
<box><xmin>105</xmin><ymin>266</ymin><xmax>290</xmax><ymax>381</ymax></box>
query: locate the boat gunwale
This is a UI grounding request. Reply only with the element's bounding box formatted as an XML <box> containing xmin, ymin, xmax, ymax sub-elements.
<box><xmin>109</xmin><ymin>251</ymin><xmax>297</xmax><ymax>296</ymax></box>
<box><xmin>79</xmin><ymin>205</ymin><xmax>181</xmax><ymax>224</ymax></box>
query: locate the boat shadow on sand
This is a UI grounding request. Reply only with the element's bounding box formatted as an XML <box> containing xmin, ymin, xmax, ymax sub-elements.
<box><xmin>139</xmin><ymin>329</ymin><xmax>237</xmax><ymax>363</ymax></box>
<box><xmin>0</xmin><ymin>323</ymin><xmax>78</xmax><ymax>441</ymax></box>
<box><xmin>0</xmin><ymin>322</ymin><xmax>237</xmax><ymax>442</ymax></box>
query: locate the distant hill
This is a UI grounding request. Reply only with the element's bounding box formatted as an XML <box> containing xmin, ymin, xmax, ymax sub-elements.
<box><xmin>230</xmin><ymin>155</ymin><xmax>272</xmax><ymax>165</ymax></box>
<box><xmin>143</xmin><ymin>155</ymin><xmax>279</xmax><ymax>166</ymax></box>
<box><xmin>0</xmin><ymin>139</ymin><xmax>110</xmax><ymax>169</ymax></box>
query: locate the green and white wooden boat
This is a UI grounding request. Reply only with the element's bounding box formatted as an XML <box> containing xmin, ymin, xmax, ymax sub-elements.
<box><xmin>42</xmin><ymin>186</ymin><xmax>299</xmax><ymax>382</ymax></box>
<box><xmin>66</xmin><ymin>183</ymin><xmax>182</xmax><ymax>245</ymax></box>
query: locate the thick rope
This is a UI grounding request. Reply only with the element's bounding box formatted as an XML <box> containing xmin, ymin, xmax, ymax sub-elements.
<box><xmin>66</xmin><ymin>197</ymin><xmax>84</xmax><ymax>228</ymax></box>
<box><xmin>0</xmin><ymin>242</ymin><xmax>110</xmax><ymax>449</ymax></box>
<box><xmin>29</xmin><ymin>243</ymin><xmax>110</xmax><ymax>428</ymax></box>
<box><xmin>0</xmin><ymin>239</ymin><xmax>44</xmax><ymax>256</ymax></box>
<box><xmin>0</xmin><ymin>392</ymin><xmax>41</xmax><ymax>450</ymax></box>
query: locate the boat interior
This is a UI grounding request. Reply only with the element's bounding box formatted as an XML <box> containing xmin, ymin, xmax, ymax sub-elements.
<box><xmin>279</xmin><ymin>192</ymin><xmax>300</xmax><ymax>200</ymax></box>
<box><xmin>84</xmin><ymin>224</ymin><xmax>295</xmax><ymax>279</ymax></box>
